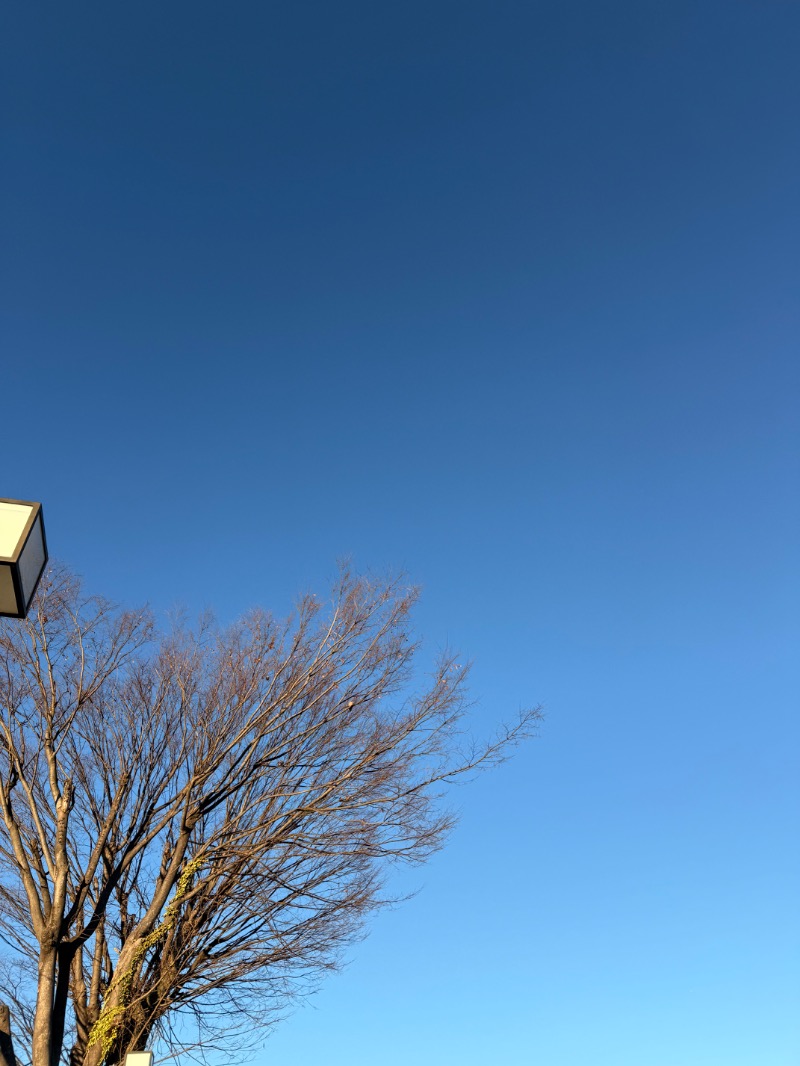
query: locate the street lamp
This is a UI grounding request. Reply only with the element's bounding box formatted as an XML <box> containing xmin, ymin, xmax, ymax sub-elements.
<box><xmin>0</xmin><ymin>498</ymin><xmax>48</xmax><ymax>619</ymax></box>
<box><xmin>125</xmin><ymin>1054</ymin><xmax>153</xmax><ymax>1066</ymax></box>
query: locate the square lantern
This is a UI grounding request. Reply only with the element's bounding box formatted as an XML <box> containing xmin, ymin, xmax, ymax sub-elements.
<box><xmin>0</xmin><ymin>499</ymin><xmax>49</xmax><ymax>619</ymax></box>
<box><xmin>125</xmin><ymin>1055</ymin><xmax>154</xmax><ymax>1066</ymax></box>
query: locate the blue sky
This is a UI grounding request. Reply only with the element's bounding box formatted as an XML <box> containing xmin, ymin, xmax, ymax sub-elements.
<box><xmin>2</xmin><ymin>2</ymin><xmax>798</xmax><ymax>1064</ymax></box>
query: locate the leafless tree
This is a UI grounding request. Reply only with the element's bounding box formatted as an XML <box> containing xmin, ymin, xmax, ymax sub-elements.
<box><xmin>0</xmin><ymin>565</ymin><xmax>539</xmax><ymax>1066</ymax></box>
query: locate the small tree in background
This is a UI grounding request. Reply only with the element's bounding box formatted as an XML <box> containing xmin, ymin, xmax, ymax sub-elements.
<box><xmin>0</xmin><ymin>565</ymin><xmax>539</xmax><ymax>1066</ymax></box>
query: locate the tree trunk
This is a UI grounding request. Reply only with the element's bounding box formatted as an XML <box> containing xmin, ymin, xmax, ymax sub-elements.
<box><xmin>32</xmin><ymin>947</ymin><xmax>57</xmax><ymax>1066</ymax></box>
<box><xmin>50</xmin><ymin>945</ymin><xmax>76</xmax><ymax>1066</ymax></box>
<box><xmin>0</xmin><ymin>1002</ymin><xmax>18</xmax><ymax>1066</ymax></box>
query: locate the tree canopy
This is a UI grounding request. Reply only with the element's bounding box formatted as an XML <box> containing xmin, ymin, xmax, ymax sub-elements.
<box><xmin>0</xmin><ymin>566</ymin><xmax>538</xmax><ymax>1066</ymax></box>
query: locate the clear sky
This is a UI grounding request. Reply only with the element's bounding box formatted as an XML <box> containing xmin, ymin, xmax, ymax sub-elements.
<box><xmin>2</xmin><ymin>2</ymin><xmax>798</xmax><ymax>1064</ymax></box>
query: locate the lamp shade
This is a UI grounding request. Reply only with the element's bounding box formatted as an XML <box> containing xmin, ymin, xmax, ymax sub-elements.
<box><xmin>0</xmin><ymin>499</ymin><xmax>48</xmax><ymax>619</ymax></box>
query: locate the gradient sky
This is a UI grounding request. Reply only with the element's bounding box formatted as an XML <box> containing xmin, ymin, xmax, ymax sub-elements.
<box><xmin>2</xmin><ymin>2</ymin><xmax>799</xmax><ymax>1064</ymax></box>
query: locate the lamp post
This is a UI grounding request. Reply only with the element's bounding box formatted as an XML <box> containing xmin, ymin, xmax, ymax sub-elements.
<box><xmin>1</xmin><ymin>504</ymin><xmax>152</xmax><ymax>1066</ymax></box>
<box><xmin>0</xmin><ymin>499</ymin><xmax>48</xmax><ymax>619</ymax></box>
<box><xmin>0</xmin><ymin>497</ymin><xmax>49</xmax><ymax>1066</ymax></box>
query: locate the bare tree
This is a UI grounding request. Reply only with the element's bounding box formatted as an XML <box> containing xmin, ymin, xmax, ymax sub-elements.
<box><xmin>0</xmin><ymin>565</ymin><xmax>539</xmax><ymax>1066</ymax></box>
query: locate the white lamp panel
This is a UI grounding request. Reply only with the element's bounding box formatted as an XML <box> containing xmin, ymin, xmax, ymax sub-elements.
<box><xmin>0</xmin><ymin>501</ymin><xmax>33</xmax><ymax>559</ymax></box>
